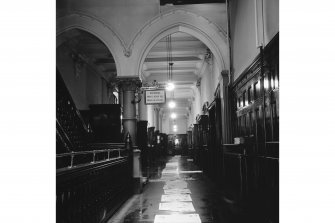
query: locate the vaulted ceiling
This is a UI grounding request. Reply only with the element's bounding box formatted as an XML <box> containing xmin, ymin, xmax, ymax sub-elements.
<box><xmin>142</xmin><ymin>32</ymin><xmax>210</xmax><ymax>119</ymax></box>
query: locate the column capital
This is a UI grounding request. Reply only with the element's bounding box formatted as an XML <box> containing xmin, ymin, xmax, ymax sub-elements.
<box><xmin>220</xmin><ymin>70</ymin><xmax>230</xmax><ymax>86</ymax></box>
<box><xmin>154</xmin><ymin>106</ymin><xmax>160</xmax><ymax>112</ymax></box>
<box><xmin>116</xmin><ymin>76</ymin><xmax>142</xmax><ymax>91</ymax></box>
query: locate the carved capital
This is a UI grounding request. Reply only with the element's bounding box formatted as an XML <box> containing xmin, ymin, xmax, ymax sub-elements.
<box><xmin>220</xmin><ymin>70</ymin><xmax>230</xmax><ymax>86</ymax></box>
<box><xmin>116</xmin><ymin>76</ymin><xmax>142</xmax><ymax>92</ymax></box>
<box><xmin>196</xmin><ymin>77</ymin><xmax>201</xmax><ymax>87</ymax></box>
<box><xmin>154</xmin><ymin>106</ymin><xmax>160</xmax><ymax>113</ymax></box>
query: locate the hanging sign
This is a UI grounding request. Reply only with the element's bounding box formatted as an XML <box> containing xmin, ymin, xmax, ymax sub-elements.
<box><xmin>145</xmin><ymin>89</ymin><xmax>166</xmax><ymax>104</ymax></box>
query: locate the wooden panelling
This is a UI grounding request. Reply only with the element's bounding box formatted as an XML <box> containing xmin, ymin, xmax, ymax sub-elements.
<box><xmin>224</xmin><ymin>33</ymin><xmax>279</xmax><ymax>222</ymax></box>
<box><xmin>56</xmin><ymin>158</ymin><xmax>132</xmax><ymax>223</ymax></box>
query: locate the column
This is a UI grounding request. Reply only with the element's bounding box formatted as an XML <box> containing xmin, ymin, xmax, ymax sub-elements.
<box><xmin>117</xmin><ymin>76</ymin><xmax>141</xmax><ymax>145</ymax></box>
<box><xmin>159</xmin><ymin>113</ymin><xmax>163</xmax><ymax>132</ymax></box>
<box><xmin>117</xmin><ymin>76</ymin><xmax>142</xmax><ymax>194</ymax></box>
<box><xmin>220</xmin><ymin>70</ymin><xmax>233</xmax><ymax>144</ymax></box>
<box><xmin>154</xmin><ymin>106</ymin><xmax>160</xmax><ymax>132</ymax></box>
<box><xmin>147</xmin><ymin>105</ymin><xmax>154</xmax><ymax>127</ymax></box>
<box><xmin>138</xmin><ymin>91</ymin><xmax>148</xmax><ymax>121</ymax></box>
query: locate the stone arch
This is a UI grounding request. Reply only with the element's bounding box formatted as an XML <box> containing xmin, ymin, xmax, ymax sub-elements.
<box><xmin>57</xmin><ymin>13</ymin><xmax>124</xmax><ymax>76</ymax></box>
<box><xmin>130</xmin><ymin>9</ymin><xmax>230</xmax><ymax>80</ymax></box>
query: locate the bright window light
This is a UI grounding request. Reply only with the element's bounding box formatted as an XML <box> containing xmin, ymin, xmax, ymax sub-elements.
<box><xmin>170</xmin><ymin>113</ymin><xmax>177</xmax><ymax>119</ymax></box>
<box><xmin>173</xmin><ymin>125</ymin><xmax>177</xmax><ymax>129</ymax></box>
<box><xmin>168</xmin><ymin>101</ymin><xmax>176</xmax><ymax>109</ymax></box>
<box><xmin>166</xmin><ymin>82</ymin><xmax>175</xmax><ymax>91</ymax></box>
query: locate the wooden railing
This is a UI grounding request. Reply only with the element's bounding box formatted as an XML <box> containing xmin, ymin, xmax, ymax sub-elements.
<box><xmin>56</xmin><ymin>69</ymin><xmax>133</xmax><ymax>223</ymax></box>
<box><xmin>56</xmin><ymin>154</ymin><xmax>131</xmax><ymax>223</ymax></box>
<box><xmin>56</xmin><ymin>147</ymin><xmax>128</xmax><ymax>170</ymax></box>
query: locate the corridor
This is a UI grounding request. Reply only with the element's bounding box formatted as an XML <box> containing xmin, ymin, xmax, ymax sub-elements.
<box><xmin>108</xmin><ymin>155</ymin><xmax>237</xmax><ymax>223</ymax></box>
<box><xmin>55</xmin><ymin>1</ymin><xmax>279</xmax><ymax>223</ymax></box>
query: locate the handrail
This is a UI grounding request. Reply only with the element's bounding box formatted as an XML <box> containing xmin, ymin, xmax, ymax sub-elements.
<box><xmin>56</xmin><ymin>148</ymin><xmax>124</xmax><ymax>157</ymax></box>
<box><xmin>57</xmin><ymin>148</ymin><xmax>127</xmax><ymax>169</ymax></box>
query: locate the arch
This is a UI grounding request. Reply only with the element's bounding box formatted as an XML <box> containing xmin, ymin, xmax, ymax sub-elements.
<box><xmin>130</xmin><ymin>9</ymin><xmax>230</xmax><ymax>80</ymax></box>
<box><xmin>57</xmin><ymin>13</ymin><xmax>124</xmax><ymax>76</ymax></box>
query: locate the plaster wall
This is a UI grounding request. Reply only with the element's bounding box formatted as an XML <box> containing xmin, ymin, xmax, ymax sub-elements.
<box><xmin>263</xmin><ymin>0</ymin><xmax>279</xmax><ymax>45</ymax></box>
<box><xmin>230</xmin><ymin>0</ymin><xmax>279</xmax><ymax>80</ymax></box>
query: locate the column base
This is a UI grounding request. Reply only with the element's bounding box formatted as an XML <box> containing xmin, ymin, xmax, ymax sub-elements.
<box><xmin>133</xmin><ymin>177</ymin><xmax>142</xmax><ymax>194</ymax></box>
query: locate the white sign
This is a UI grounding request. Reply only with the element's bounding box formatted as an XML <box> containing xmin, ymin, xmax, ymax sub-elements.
<box><xmin>145</xmin><ymin>90</ymin><xmax>166</xmax><ymax>104</ymax></box>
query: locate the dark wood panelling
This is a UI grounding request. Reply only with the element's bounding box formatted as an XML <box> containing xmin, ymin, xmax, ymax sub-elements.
<box><xmin>56</xmin><ymin>158</ymin><xmax>132</xmax><ymax>223</ymax></box>
<box><xmin>225</xmin><ymin>33</ymin><xmax>279</xmax><ymax>222</ymax></box>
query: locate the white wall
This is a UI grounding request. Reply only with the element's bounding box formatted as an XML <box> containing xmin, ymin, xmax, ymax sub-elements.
<box><xmin>263</xmin><ymin>0</ymin><xmax>279</xmax><ymax>45</ymax></box>
<box><xmin>230</xmin><ymin>0</ymin><xmax>259</xmax><ymax>81</ymax></box>
<box><xmin>230</xmin><ymin>0</ymin><xmax>279</xmax><ymax>80</ymax></box>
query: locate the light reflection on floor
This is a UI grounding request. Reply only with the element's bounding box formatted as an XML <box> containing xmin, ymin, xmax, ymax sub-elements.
<box><xmin>154</xmin><ymin>214</ymin><xmax>202</xmax><ymax>223</ymax></box>
<box><xmin>154</xmin><ymin>156</ymin><xmax>202</xmax><ymax>223</ymax></box>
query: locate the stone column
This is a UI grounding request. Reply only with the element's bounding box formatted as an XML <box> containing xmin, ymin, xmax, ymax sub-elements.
<box><xmin>138</xmin><ymin>91</ymin><xmax>148</xmax><ymax>121</ymax></box>
<box><xmin>219</xmin><ymin>70</ymin><xmax>233</xmax><ymax>144</ymax></box>
<box><xmin>154</xmin><ymin>106</ymin><xmax>160</xmax><ymax>132</ymax></box>
<box><xmin>147</xmin><ymin>105</ymin><xmax>154</xmax><ymax>127</ymax></box>
<box><xmin>159</xmin><ymin>113</ymin><xmax>163</xmax><ymax>132</ymax></box>
<box><xmin>117</xmin><ymin>77</ymin><xmax>141</xmax><ymax>145</ymax></box>
<box><xmin>117</xmin><ymin>76</ymin><xmax>142</xmax><ymax>194</ymax></box>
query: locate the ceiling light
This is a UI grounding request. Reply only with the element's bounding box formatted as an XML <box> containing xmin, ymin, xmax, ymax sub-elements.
<box><xmin>168</xmin><ymin>101</ymin><xmax>176</xmax><ymax>108</ymax></box>
<box><xmin>166</xmin><ymin>82</ymin><xmax>175</xmax><ymax>91</ymax></box>
<box><xmin>170</xmin><ymin>113</ymin><xmax>177</xmax><ymax>119</ymax></box>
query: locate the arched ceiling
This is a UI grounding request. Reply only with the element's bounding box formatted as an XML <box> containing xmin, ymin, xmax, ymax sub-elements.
<box><xmin>142</xmin><ymin>32</ymin><xmax>210</xmax><ymax>119</ymax></box>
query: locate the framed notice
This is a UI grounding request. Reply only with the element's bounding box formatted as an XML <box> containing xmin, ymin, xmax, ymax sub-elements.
<box><xmin>144</xmin><ymin>90</ymin><xmax>166</xmax><ymax>105</ymax></box>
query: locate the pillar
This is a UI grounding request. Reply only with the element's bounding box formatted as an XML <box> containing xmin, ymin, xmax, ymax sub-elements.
<box><xmin>117</xmin><ymin>76</ymin><xmax>141</xmax><ymax>145</ymax></box>
<box><xmin>159</xmin><ymin>113</ymin><xmax>163</xmax><ymax>132</ymax></box>
<box><xmin>138</xmin><ymin>91</ymin><xmax>148</xmax><ymax>121</ymax></box>
<box><xmin>220</xmin><ymin>70</ymin><xmax>233</xmax><ymax>144</ymax></box>
<box><xmin>117</xmin><ymin>76</ymin><xmax>142</xmax><ymax>194</ymax></box>
<box><xmin>154</xmin><ymin>106</ymin><xmax>160</xmax><ymax>132</ymax></box>
<box><xmin>147</xmin><ymin>105</ymin><xmax>154</xmax><ymax>127</ymax></box>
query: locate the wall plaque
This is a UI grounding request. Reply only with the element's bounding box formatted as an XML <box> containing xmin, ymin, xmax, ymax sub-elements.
<box><xmin>145</xmin><ymin>90</ymin><xmax>166</xmax><ymax>104</ymax></box>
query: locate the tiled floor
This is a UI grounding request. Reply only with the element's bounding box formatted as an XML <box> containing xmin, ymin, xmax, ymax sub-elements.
<box><xmin>107</xmin><ymin>155</ymin><xmax>235</xmax><ymax>223</ymax></box>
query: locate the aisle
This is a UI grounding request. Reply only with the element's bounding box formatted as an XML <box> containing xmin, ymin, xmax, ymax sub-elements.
<box><xmin>107</xmin><ymin>155</ymin><xmax>231</xmax><ymax>223</ymax></box>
